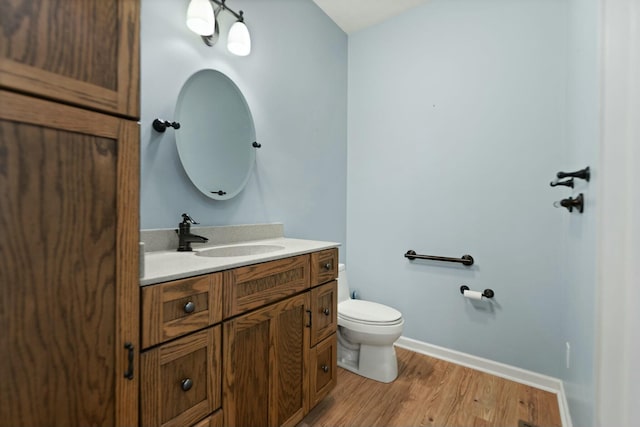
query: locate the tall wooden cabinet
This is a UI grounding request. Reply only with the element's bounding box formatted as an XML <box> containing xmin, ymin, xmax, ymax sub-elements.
<box><xmin>0</xmin><ymin>1</ymin><xmax>140</xmax><ymax>426</ymax></box>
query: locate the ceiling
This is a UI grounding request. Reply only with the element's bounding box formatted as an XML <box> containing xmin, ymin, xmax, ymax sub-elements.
<box><xmin>312</xmin><ymin>0</ymin><xmax>431</xmax><ymax>34</ymax></box>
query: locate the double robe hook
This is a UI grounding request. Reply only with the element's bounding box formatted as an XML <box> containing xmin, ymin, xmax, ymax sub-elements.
<box><xmin>550</xmin><ymin>166</ymin><xmax>590</xmax><ymax>188</ymax></box>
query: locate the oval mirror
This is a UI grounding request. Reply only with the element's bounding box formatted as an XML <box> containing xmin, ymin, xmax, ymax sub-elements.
<box><xmin>175</xmin><ymin>69</ymin><xmax>256</xmax><ymax>200</ymax></box>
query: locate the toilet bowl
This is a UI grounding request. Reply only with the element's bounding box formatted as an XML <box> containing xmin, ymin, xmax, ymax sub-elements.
<box><xmin>337</xmin><ymin>264</ymin><xmax>404</xmax><ymax>383</ymax></box>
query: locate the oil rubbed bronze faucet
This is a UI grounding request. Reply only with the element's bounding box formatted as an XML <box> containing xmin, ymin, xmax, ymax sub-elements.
<box><xmin>176</xmin><ymin>213</ymin><xmax>209</xmax><ymax>251</ymax></box>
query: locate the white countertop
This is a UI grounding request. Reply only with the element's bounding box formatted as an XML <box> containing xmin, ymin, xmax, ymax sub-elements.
<box><xmin>140</xmin><ymin>237</ymin><xmax>340</xmax><ymax>286</ymax></box>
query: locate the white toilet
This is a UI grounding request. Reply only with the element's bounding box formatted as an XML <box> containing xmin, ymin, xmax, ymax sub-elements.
<box><xmin>337</xmin><ymin>263</ymin><xmax>404</xmax><ymax>383</ymax></box>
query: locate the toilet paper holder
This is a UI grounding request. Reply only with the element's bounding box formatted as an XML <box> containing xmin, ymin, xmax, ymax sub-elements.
<box><xmin>460</xmin><ymin>285</ymin><xmax>494</xmax><ymax>299</ymax></box>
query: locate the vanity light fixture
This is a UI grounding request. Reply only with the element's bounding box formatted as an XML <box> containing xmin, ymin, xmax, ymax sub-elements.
<box><xmin>186</xmin><ymin>0</ymin><xmax>251</xmax><ymax>56</ymax></box>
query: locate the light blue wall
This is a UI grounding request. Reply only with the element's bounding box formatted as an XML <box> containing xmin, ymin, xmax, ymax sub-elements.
<box><xmin>560</xmin><ymin>0</ymin><xmax>599</xmax><ymax>424</ymax></box>
<box><xmin>140</xmin><ymin>0</ymin><xmax>348</xmax><ymax>249</ymax></box>
<box><xmin>347</xmin><ymin>0</ymin><xmax>569</xmax><ymax>377</ymax></box>
<box><xmin>347</xmin><ymin>0</ymin><xmax>600</xmax><ymax>423</ymax></box>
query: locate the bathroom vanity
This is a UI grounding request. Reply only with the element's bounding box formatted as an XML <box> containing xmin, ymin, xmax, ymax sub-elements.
<box><xmin>139</xmin><ymin>230</ymin><xmax>339</xmax><ymax>427</ymax></box>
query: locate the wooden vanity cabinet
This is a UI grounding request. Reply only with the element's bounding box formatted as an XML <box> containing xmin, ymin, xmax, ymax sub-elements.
<box><xmin>141</xmin><ymin>249</ymin><xmax>338</xmax><ymax>427</ymax></box>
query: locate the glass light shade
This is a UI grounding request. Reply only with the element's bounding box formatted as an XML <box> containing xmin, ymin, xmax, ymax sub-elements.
<box><xmin>227</xmin><ymin>21</ymin><xmax>251</xmax><ymax>56</ymax></box>
<box><xmin>186</xmin><ymin>0</ymin><xmax>215</xmax><ymax>36</ymax></box>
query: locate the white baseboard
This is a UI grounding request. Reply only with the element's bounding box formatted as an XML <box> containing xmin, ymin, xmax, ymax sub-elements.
<box><xmin>395</xmin><ymin>336</ymin><xmax>573</xmax><ymax>427</ymax></box>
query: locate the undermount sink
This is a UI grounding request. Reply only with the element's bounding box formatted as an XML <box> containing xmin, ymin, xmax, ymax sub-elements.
<box><xmin>195</xmin><ymin>244</ymin><xmax>286</xmax><ymax>258</ymax></box>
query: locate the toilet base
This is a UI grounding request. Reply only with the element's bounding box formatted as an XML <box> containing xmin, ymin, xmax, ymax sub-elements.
<box><xmin>337</xmin><ymin>332</ymin><xmax>399</xmax><ymax>383</ymax></box>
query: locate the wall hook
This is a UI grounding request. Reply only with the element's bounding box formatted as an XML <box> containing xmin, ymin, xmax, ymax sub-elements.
<box><xmin>152</xmin><ymin>119</ymin><xmax>181</xmax><ymax>133</ymax></box>
<box><xmin>557</xmin><ymin>166</ymin><xmax>590</xmax><ymax>182</ymax></box>
<box><xmin>550</xmin><ymin>178</ymin><xmax>574</xmax><ymax>188</ymax></box>
<box><xmin>252</xmin><ymin>141</ymin><xmax>262</xmax><ymax>148</ymax></box>
<box><xmin>554</xmin><ymin>193</ymin><xmax>584</xmax><ymax>213</ymax></box>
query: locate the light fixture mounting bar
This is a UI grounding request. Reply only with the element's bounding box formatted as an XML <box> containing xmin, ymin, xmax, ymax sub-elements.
<box><xmin>211</xmin><ymin>0</ymin><xmax>244</xmax><ymax>21</ymax></box>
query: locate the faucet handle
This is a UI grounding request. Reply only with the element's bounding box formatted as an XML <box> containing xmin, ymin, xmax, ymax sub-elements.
<box><xmin>181</xmin><ymin>213</ymin><xmax>199</xmax><ymax>224</ymax></box>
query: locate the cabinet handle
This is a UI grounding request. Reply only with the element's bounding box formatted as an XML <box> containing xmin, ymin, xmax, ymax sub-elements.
<box><xmin>322</xmin><ymin>308</ymin><xmax>330</xmax><ymax>316</ymax></box>
<box><xmin>184</xmin><ymin>301</ymin><xmax>195</xmax><ymax>313</ymax></box>
<box><xmin>306</xmin><ymin>309</ymin><xmax>312</xmax><ymax>328</ymax></box>
<box><xmin>124</xmin><ymin>342</ymin><xmax>134</xmax><ymax>380</ymax></box>
<box><xmin>321</xmin><ymin>364</ymin><xmax>329</xmax><ymax>373</ymax></box>
<box><xmin>323</xmin><ymin>263</ymin><xmax>332</xmax><ymax>271</ymax></box>
<box><xmin>181</xmin><ymin>378</ymin><xmax>193</xmax><ymax>391</ymax></box>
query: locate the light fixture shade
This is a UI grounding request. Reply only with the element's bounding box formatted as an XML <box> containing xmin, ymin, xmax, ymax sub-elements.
<box><xmin>186</xmin><ymin>0</ymin><xmax>215</xmax><ymax>36</ymax></box>
<box><xmin>227</xmin><ymin>20</ymin><xmax>251</xmax><ymax>56</ymax></box>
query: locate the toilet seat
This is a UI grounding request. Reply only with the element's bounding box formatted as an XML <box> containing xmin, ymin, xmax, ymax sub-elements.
<box><xmin>338</xmin><ymin>299</ymin><xmax>403</xmax><ymax>326</ymax></box>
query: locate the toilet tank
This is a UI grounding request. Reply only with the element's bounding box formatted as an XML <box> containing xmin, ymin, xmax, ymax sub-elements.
<box><xmin>337</xmin><ymin>263</ymin><xmax>350</xmax><ymax>303</ymax></box>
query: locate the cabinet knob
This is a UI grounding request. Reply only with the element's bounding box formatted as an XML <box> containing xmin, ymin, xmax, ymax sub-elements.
<box><xmin>322</xmin><ymin>308</ymin><xmax>330</xmax><ymax>316</ymax></box>
<box><xmin>321</xmin><ymin>365</ymin><xmax>329</xmax><ymax>373</ymax></box>
<box><xmin>181</xmin><ymin>378</ymin><xmax>193</xmax><ymax>391</ymax></box>
<box><xmin>323</xmin><ymin>263</ymin><xmax>332</xmax><ymax>271</ymax></box>
<box><xmin>184</xmin><ymin>301</ymin><xmax>195</xmax><ymax>313</ymax></box>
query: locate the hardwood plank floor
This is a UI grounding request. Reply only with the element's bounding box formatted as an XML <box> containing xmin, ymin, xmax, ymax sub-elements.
<box><xmin>300</xmin><ymin>347</ymin><xmax>561</xmax><ymax>427</ymax></box>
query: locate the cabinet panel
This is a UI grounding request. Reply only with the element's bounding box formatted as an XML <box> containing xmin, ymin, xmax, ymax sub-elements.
<box><xmin>0</xmin><ymin>0</ymin><xmax>139</xmax><ymax>117</ymax></box>
<box><xmin>310</xmin><ymin>248</ymin><xmax>338</xmax><ymax>286</ymax></box>
<box><xmin>223</xmin><ymin>255</ymin><xmax>309</xmax><ymax>318</ymax></box>
<box><xmin>223</xmin><ymin>293</ymin><xmax>309</xmax><ymax>427</ymax></box>
<box><xmin>142</xmin><ymin>273</ymin><xmax>223</xmax><ymax>348</ymax></box>
<box><xmin>309</xmin><ymin>334</ymin><xmax>337</xmax><ymax>408</ymax></box>
<box><xmin>141</xmin><ymin>327</ymin><xmax>221</xmax><ymax>427</ymax></box>
<box><xmin>275</xmin><ymin>300</ymin><xmax>309</xmax><ymax>426</ymax></box>
<box><xmin>0</xmin><ymin>90</ymin><xmax>139</xmax><ymax>426</ymax></box>
<box><xmin>192</xmin><ymin>410</ymin><xmax>224</xmax><ymax>427</ymax></box>
<box><xmin>310</xmin><ymin>281</ymin><xmax>338</xmax><ymax>347</ymax></box>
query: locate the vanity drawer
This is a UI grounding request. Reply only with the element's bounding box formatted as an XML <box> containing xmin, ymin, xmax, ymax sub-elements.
<box><xmin>141</xmin><ymin>327</ymin><xmax>221</xmax><ymax>427</ymax></box>
<box><xmin>310</xmin><ymin>248</ymin><xmax>338</xmax><ymax>287</ymax></box>
<box><xmin>142</xmin><ymin>273</ymin><xmax>223</xmax><ymax>348</ymax></box>
<box><xmin>223</xmin><ymin>254</ymin><xmax>309</xmax><ymax>318</ymax></box>
<box><xmin>309</xmin><ymin>334</ymin><xmax>337</xmax><ymax>408</ymax></box>
<box><xmin>310</xmin><ymin>280</ymin><xmax>337</xmax><ymax>347</ymax></box>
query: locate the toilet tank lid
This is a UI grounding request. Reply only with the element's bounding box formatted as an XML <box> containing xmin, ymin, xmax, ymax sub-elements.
<box><xmin>339</xmin><ymin>299</ymin><xmax>402</xmax><ymax>323</ymax></box>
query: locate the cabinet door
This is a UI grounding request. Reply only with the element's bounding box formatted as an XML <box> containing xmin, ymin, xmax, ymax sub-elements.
<box><xmin>141</xmin><ymin>327</ymin><xmax>222</xmax><ymax>427</ymax></box>
<box><xmin>223</xmin><ymin>293</ymin><xmax>310</xmax><ymax>427</ymax></box>
<box><xmin>309</xmin><ymin>334</ymin><xmax>337</xmax><ymax>408</ymax></box>
<box><xmin>310</xmin><ymin>281</ymin><xmax>337</xmax><ymax>347</ymax></box>
<box><xmin>0</xmin><ymin>0</ymin><xmax>139</xmax><ymax>118</ymax></box>
<box><xmin>0</xmin><ymin>91</ymin><xmax>139</xmax><ymax>426</ymax></box>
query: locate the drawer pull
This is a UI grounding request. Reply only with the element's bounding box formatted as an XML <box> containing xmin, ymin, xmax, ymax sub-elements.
<box><xmin>322</xmin><ymin>308</ymin><xmax>330</xmax><ymax>316</ymax></box>
<box><xmin>181</xmin><ymin>378</ymin><xmax>193</xmax><ymax>391</ymax></box>
<box><xmin>184</xmin><ymin>301</ymin><xmax>195</xmax><ymax>313</ymax></box>
<box><xmin>321</xmin><ymin>364</ymin><xmax>329</xmax><ymax>373</ymax></box>
<box><xmin>124</xmin><ymin>342</ymin><xmax>134</xmax><ymax>380</ymax></box>
<box><xmin>323</xmin><ymin>263</ymin><xmax>332</xmax><ymax>271</ymax></box>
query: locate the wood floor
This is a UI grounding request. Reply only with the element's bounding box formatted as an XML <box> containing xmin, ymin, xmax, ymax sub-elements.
<box><xmin>300</xmin><ymin>347</ymin><xmax>562</xmax><ymax>427</ymax></box>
